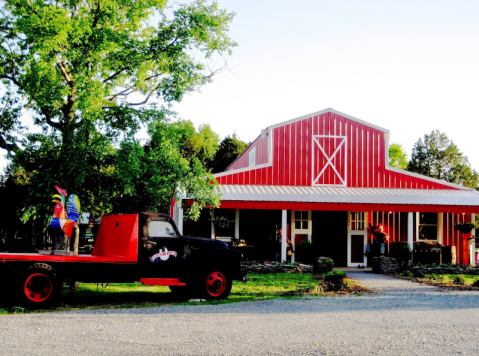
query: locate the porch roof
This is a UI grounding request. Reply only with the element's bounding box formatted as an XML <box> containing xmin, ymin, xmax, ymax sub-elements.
<box><xmin>217</xmin><ymin>185</ymin><xmax>479</xmax><ymax>213</ymax></box>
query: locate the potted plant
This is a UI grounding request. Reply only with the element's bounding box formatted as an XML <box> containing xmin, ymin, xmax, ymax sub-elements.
<box><xmin>454</xmin><ymin>222</ymin><xmax>476</xmax><ymax>234</ymax></box>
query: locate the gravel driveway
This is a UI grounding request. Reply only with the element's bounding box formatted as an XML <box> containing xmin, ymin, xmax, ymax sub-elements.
<box><xmin>1</xmin><ymin>272</ymin><xmax>479</xmax><ymax>356</ymax></box>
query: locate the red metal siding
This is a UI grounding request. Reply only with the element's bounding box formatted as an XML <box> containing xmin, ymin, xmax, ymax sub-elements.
<box><xmin>217</xmin><ymin>111</ymin><xmax>458</xmax><ymax>190</ymax></box>
<box><xmin>226</xmin><ymin>134</ymin><xmax>270</xmax><ymax>171</ymax></box>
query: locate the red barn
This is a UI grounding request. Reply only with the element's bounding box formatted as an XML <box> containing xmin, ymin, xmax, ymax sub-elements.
<box><xmin>175</xmin><ymin>108</ymin><xmax>479</xmax><ymax>267</ymax></box>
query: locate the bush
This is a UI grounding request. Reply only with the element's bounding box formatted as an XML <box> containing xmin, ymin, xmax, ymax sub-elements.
<box><xmin>413</xmin><ymin>270</ymin><xmax>425</xmax><ymax>278</ymax></box>
<box><xmin>295</xmin><ymin>240</ymin><xmax>315</xmax><ymax>265</ymax></box>
<box><xmin>316</xmin><ymin>258</ymin><xmax>334</xmax><ymax>275</ymax></box>
<box><xmin>453</xmin><ymin>275</ymin><xmax>466</xmax><ymax>285</ymax></box>
<box><xmin>472</xmin><ymin>279</ymin><xmax>479</xmax><ymax>288</ymax></box>
<box><xmin>323</xmin><ymin>270</ymin><xmax>347</xmax><ymax>291</ymax></box>
<box><xmin>400</xmin><ymin>270</ymin><xmax>413</xmax><ymax>277</ymax></box>
<box><xmin>389</xmin><ymin>242</ymin><xmax>412</xmax><ymax>265</ymax></box>
<box><xmin>431</xmin><ymin>274</ymin><xmax>445</xmax><ymax>282</ymax></box>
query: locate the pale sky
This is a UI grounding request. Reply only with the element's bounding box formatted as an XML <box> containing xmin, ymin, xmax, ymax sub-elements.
<box><xmin>2</xmin><ymin>0</ymin><xmax>479</xmax><ymax>171</ymax></box>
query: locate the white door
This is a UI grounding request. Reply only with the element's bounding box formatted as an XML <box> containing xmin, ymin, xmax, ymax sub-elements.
<box><xmin>347</xmin><ymin>212</ymin><xmax>368</xmax><ymax>267</ymax></box>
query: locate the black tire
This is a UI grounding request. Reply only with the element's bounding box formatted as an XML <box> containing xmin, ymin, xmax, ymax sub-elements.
<box><xmin>199</xmin><ymin>269</ymin><xmax>233</xmax><ymax>300</ymax></box>
<box><xmin>20</xmin><ymin>263</ymin><xmax>61</xmax><ymax>308</ymax></box>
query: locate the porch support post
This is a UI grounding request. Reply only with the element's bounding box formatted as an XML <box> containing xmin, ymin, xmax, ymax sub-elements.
<box><xmin>407</xmin><ymin>212</ymin><xmax>414</xmax><ymax>249</ymax></box>
<box><xmin>470</xmin><ymin>214</ymin><xmax>476</xmax><ymax>265</ymax></box>
<box><xmin>281</xmin><ymin>210</ymin><xmax>287</xmax><ymax>262</ymax></box>
<box><xmin>235</xmin><ymin>209</ymin><xmax>240</xmax><ymax>242</ymax></box>
<box><xmin>177</xmin><ymin>203</ymin><xmax>184</xmax><ymax>235</ymax></box>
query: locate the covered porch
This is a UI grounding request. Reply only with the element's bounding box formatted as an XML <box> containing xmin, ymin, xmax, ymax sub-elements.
<box><xmin>177</xmin><ymin>185</ymin><xmax>479</xmax><ymax>267</ymax></box>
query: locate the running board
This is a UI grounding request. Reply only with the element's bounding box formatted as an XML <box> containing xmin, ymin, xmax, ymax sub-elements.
<box><xmin>140</xmin><ymin>278</ymin><xmax>186</xmax><ymax>286</ymax></box>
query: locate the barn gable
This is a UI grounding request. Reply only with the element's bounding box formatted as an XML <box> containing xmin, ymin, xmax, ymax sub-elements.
<box><xmin>216</xmin><ymin>108</ymin><xmax>466</xmax><ymax>190</ymax></box>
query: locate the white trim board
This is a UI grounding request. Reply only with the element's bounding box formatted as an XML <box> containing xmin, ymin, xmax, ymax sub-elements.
<box><xmin>267</xmin><ymin>108</ymin><xmax>389</xmax><ymax>134</ymax></box>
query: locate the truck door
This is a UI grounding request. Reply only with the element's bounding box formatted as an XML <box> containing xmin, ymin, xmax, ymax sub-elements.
<box><xmin>140</xmin><ymin>218</ymin><xmax>185</xmax><ymax>278</ymax></box>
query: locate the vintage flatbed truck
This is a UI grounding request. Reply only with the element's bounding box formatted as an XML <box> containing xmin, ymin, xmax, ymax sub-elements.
<box><xmin>0</xmin><ymin>212</ymin><xmax>246</xmax><ymax>307</ymax></box>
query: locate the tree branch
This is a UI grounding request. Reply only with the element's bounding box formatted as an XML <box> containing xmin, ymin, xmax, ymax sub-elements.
<box><xmin>128</xmin><ymin>87</ymin><xmax>157</xmax><ymax>106</ymax></box>
<box><xmin>56</xmin><ymin>59</ymin><xmax>73</xmax><ymax>83</ymax></box>
<box><xmin>0</xmin><ymin>134</ymin><xmax>18</xmax><ymax>154</ymax></box>
<box><xmin>0</xmin><ymin>74</ymin><xmax>20</xmax><ymax>87</ymax></box>
<box><xmin>91</xmin><ymin>0</ymin><xmax>102</xmax><ymax>29</ymax></box>
<box><xmin>107</xmin><ymin>73</ymin><xmax>163</xmax><ymax>101</ymax></box>
<box><xmin>102</xmin><ymin>67</ymin><xmax>129</xmax><ymax>83</ymax></box>
<box><xmin>41</xmin><ymin>108</ymin><xmax>63</xmax><ymax>130</ymax></box>
<box><xmin>25</xmin><ymin>0</ymin><xmax>41</xmax><ymax>17</ymax></box>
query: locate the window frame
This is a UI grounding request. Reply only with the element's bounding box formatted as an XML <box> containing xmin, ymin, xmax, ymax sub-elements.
<box><xmin>293</xmin><ymin>210</ymin><xmax>310</xmax><ymax>231</ymax></box>
<box><xmin>416</xmin><ymin>212</ymin><xmax>442</xmax><ymax>243</ymax></box>
<box><xmin>349</xmin><ymin>212</ymin><xmax>366</xmax><ymax>231</ymax></box>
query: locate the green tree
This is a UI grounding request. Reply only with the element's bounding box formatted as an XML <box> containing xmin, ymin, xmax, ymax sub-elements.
<box><xmin>0</xmin><ymin>0</ymin><xmax>236</xmax><ymax>222</ymax></box>
<box><xmin>114</xmin><ymin>117</ymin><xmax>220</xmax><ymax>220</ymax></box>
<box><xmin>389</xmin><ymin>143</ymin><xmax>408</xmax><ymax>170</ymax></box>
<box><xmin>171</xmin><ymin>121</ymin><xmax>219</xmax><ymax>167</ymax></box>
<box><xmin>407</xmin><ymin>130</ymin><xmax>479</xmax><ymax>188</ymax></box>
<box><xmin>209</xmin><ymin>133</ymin><xmax>247</xmax><ymax>173</ymax></box>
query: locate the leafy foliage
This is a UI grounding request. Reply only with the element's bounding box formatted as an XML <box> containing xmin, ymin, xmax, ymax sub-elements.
<box><xmin>389</xmin><ymin>242</ymin><xmax>412</xmax><ymax>265</ymax></box>
<box><xmin>295</xmin><ymin>240</ymin><xmax>315</xmax><ymax>265</ymax></box>
<box><xmin>114</xmin><ymin>117</ymin><xmax>220</xmax><ymax>220</ymax></box>
<box><xmin>453</xmin><ymin>275</ymin><xmax>466</xmax><ymax>285</ymax></box>
<box><xmin>209</xmin><ymin>133</ymin><xmax>247</xmax><ymax>173</ymax></box>
<box><xmin>407</xmin><ymin>130</ymin><xmax>479</xmax><ymax>188</ymax></box>
<box><xmin>388</xmin><ymin>143</ymin><xmax>408</xmax><ymax>169</ymax></box>
<box><xmin>316</xmin><ymin>258</ymin><xmax>334</xmax><ymax>275</ymax></box>
<box><xmin>323</xmin><ymin>270</ymin><xmax>347</xmax><ymax>291</ymax></box>
<box><xmin>0</xmin><ymin>0</ymin><xmax>236</xmax><ymax>223</ymax></box>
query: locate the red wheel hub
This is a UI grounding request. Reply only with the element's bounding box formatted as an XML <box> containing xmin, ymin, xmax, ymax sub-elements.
<box><xmin>24</xmin><ymin>273</ymin><xmax>53</xmax><ymax>303</ymax></box>
<box><xmin>206</xmin><ymin>271</ymin><xmax>226</xmax><ymax>297</ymax></box>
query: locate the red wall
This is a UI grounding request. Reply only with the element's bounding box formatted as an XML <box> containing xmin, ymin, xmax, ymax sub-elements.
<box><xmin>369</xmin><ymin>211</ymin><xmax>472</xmax><ymax>264</ymax></box>
<box><xmin>217</xmin><ymin>111</ymin><xmax>457</xmax><ymax>190</ymax></box>
<box><xmin>228</xmin><ymin>134</ymin><xmax>269</xmax><ymax>171</ymax></box>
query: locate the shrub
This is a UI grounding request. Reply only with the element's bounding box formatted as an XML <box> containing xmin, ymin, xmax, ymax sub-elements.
<box><xmin>316</xmin><ymin>258</ymin><xmax>335</xmax><ymax>275</ymax></box>
<box><xmin>323</xmin><ymin>270</ymin><xmax>347</xmax><ymax>291</ymax></box>
<box><xmin>400</xmin><ymin>270</ymin><xmax>414</xmax><ymax>277</ymax></box>
<box><xmin>453</xmin><ymin>275</ymin><xmax>466</xmax><ymax>285</ymax></box>
<box><xmin>295</xmin><ymin>240</ymin><xmax>315</xmax><ymax>265</ymax></box>
<box><xmin>472</xmin><ymin>279</ymin><xmax>479</xmax><ymax>288</ymax></box>
<box><xmin>389</xmin><ymin>242</ymin><xmax>413</xmax><ymax>265</ymax></box>
<box><xmin>413</xmin><ymin>270</ymin><xmax>425</xmax><ymax>278</ymax></box>
<box><xmin>431</xmin><ymin>274</ymin><xmax>445</xmax><ymax>282</ymax></box>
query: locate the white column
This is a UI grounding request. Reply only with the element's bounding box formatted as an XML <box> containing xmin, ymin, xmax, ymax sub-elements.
<box><xmin>407</xmin><ymin>212</ymin><xmax>414</xmax><ymax>249</ymax></box>
<box><xmin>470</xmin><ymin>214</ymin><xmax>476</xmax><ymax>265</ymax></box>
<box><xmin>281</xmin><ymin>210</ymin><xmax>287</xmax><ymax>262</ymax></box>
<box><xmin>235</xmin><ymin>209</ymin><xmax>240</xmax><ymax>242</ymax></box>
<box><xmin>177</xmin><ymin>204</ymin><xmax>183</xmax><ymax>235</ymax></box>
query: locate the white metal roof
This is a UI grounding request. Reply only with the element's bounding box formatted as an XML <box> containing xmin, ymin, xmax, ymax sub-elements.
<box><xmin>219</xmin><ymin>185</ymin><xmax>479</xmax><ymax>206</ymax></box>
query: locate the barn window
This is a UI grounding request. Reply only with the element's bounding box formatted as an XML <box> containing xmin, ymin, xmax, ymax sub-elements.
<box><xmin>350</xmin><ymin>212</ymin><xmax>365</xmax><ymax>231</ymax></box>
<box><xmin>417</xmin><ymin>213</ymin><xmax>439</xmax><ymax>241</ymax></box>
<box><xmin>294</xmin><ymin>211</ymin><xmax>309</xmax><ymax>230</ymax></box>
<box><xmin>249</xmin><ymin>147</ymin><xmax>256</xmax><ymax>167</ymax></box>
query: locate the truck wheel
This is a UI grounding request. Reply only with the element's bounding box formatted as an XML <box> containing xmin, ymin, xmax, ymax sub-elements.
<box><xmin>21</xmin><ymin>264</ymin><xmax>60</xmax><ymax>308</ymax></box>
<box><xmin>202</xmin><ymin>270</ymin><xmax>232</xmax><ymax>300</ymax></box>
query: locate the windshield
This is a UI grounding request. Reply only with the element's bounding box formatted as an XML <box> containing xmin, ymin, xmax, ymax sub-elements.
<box><xmin>148</xmin><ymin>220</ymin><xmax>177</xmax><ymax>238</ymax></box>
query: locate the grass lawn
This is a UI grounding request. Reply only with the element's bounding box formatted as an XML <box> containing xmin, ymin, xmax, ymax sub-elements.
<box><xmin>423</xmin><ymin>274</ymin><xmax>479</xmax><ymax>285</ymax></box>
<box><xmin>0</xmin><ymin>273</ymin><xmax>320</xmax><ymax>315</ymax></box>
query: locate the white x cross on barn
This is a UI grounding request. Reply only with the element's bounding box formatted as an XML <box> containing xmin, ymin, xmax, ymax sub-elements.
<box><xmin>312</xmin><ymin>135</ymin><xmax>347</xmax><ymax>186</ymax></box>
